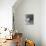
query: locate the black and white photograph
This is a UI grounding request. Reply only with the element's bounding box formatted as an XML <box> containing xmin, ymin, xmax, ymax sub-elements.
<box><xmin>25</xmin><ymin>14</ymin><xmax>34</xmax><ymax>25</ymax></box>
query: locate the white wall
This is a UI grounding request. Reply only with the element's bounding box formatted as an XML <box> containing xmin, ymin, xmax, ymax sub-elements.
<box><xmin>13</xmin><ymin>0</ymin><xmax>41</xmax><ymax>46</ymax></box>
<box><xmin>0</xmin><ymin>0</ymin><xmax>16</xmax><ymax>30</ymax></box>
<box><xmin>41</xmin><ymin>0</ymin><xmax>46</xmax><ymax>46</ymax></box>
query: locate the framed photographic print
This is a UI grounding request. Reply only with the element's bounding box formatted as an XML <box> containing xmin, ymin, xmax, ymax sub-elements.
<box><xmin>25</xmin><ymin>14</ymin><xmax>34</xmax><ymax>25</ymax></box>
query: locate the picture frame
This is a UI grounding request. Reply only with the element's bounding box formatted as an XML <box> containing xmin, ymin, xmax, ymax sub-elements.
<box><xmin>25</xmin><ymin>14</ymin><xmax>34</xmax><ymax>25</ymax></box>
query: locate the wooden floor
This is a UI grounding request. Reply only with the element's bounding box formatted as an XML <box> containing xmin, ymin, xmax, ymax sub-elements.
<box><xmin>0</xmin><ymin>39</ymin><xmax>16</xmax><ymax>46</ymax></box>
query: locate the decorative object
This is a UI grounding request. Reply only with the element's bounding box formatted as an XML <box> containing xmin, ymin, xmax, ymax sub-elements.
<box><xmin>25</xmin><ymin>14</ymin><xmax>34</xmax><ymax>25</ymax></box>
<box><xmin>25</xmin><ymin>40</ymin><xmax>35</xmax><ymax>46</ymax></box>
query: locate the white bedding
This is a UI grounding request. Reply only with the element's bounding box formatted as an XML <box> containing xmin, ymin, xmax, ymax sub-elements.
<box><xmin>0</xmin><ymin>28</ymin><xmax>12</xmax><ymax>39</ymax></box>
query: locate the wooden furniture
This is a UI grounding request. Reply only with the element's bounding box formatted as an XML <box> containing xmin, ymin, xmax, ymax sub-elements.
<box><xmin>13</xmin><ymin>33</ymin><xmax>23</xmax><ymax>46</ymax></box>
